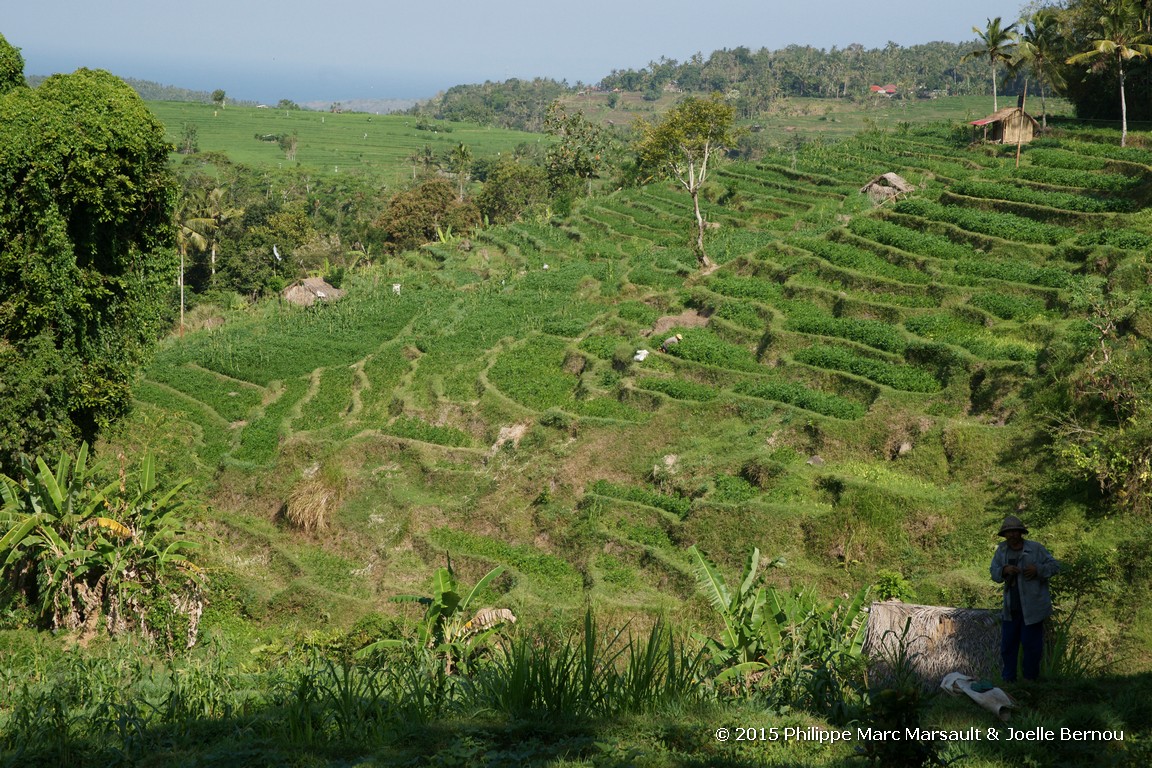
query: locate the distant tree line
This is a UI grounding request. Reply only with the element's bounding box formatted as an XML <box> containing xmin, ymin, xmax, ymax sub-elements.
<box><xmin>413</xmin><ymin>42</ymin><xmax>1000</xmax><ymax>131</ymax></box>
<box><xmin>413</xmin><ymin>78</ymin><xmax>570</xmax><ymax>132</ymax></box>
<box><xmin>599</xmin><ymin>41</ymin><xmax>993</xmax><ymax>106</ymax></box>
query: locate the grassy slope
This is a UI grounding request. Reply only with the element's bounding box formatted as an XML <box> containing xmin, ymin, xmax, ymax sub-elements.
<box><xmin>19</xmin><ymin>98</ymin><xmax>1150</xmax><ymax>765</ymax></box>
<box><xmin>151</xmin><ymin>101</ymin><xmax>544</xmax><ymax>186</ymax></box>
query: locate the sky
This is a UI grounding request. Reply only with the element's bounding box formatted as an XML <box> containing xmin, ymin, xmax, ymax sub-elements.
<box><xmin>6</xmin><ymin>0</ymin><xmax>1027</xmax><ymax>103</ymax></box>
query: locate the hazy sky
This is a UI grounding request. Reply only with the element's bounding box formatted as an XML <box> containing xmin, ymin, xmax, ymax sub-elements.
<box><xmin>7</xmin><ymin>1</ymin><xmax>1025</xmax><ymax>102</ymax></box>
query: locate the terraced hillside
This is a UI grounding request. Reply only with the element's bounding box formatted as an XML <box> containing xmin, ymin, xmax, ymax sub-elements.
<box><xmin>124</xmin><ymin>123</ymin><xmax>1152</xmax><ymax>654</ymax></box>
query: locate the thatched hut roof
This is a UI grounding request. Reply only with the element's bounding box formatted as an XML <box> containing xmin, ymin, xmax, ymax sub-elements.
<box><xmin>863</xmin><ymin>601</ymin><xmax>999</xmax><ymax>687</ymax></box>
<box><xmin>860</xmin><ymin>172</ymin><xmax>916</xmax><ymax>203</ymax></box>
<box><xmin>282</xmin><ymin>277</ymin><xmax>345</xmax><ymax>307</ymax></box>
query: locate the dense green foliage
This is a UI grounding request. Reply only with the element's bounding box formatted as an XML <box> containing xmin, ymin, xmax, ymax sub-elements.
<box><xmin>0</xmin><ymin>444</ymin><xmax>202</xmax><ymax>646</ymax></box>
<box><xmin>0</xmin><ymin>66</ymin><xmax>176</xmax><ymax>469</ymax></box>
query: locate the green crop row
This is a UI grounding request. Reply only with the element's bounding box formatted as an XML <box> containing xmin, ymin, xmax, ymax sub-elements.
<box><xmin>894</xmin><ymin>198</ymin><xmax>1074</xmax><ymax>245</ymax></box>
<box><xmin>847</xmin><ymin>217</ymin><xmax>976</xmax><ymax>261</ymax></box>
<box><xmin>663</xmin><ymin>328</ymin><xmax>762</xmax><ymax>371</ymax></box>
<box><xmin>713</xmin><ymin>300</ymin><xmax>768</xmax><ymax>331</ymax></box>
<box><xmin>133</xmin><ymin>380</ymin><xmax>232</xmax><ymax>468</ymax></box>
<box><xmin>430</xmin><ymin>528</ymin><xmax>582</xmax><ymax>587</ymax></box>
<box><xmin>990</xmin><ymin>164</ymin><xmax>1139</xmax><ymax>192</ymax></box>
<box><xmin>296</xmin><ymin>366</ymin><xmax>356</xmax><ymax>430</ymax></box>
<box><xmin>628</xmin><ymin>263</ymin><xmax>684</xmax><ymax>290</ymax></box>
<box><xmin>967</xmin><ymin>291</ymin><xmax>1047</xmax><ymax>321</ymax></box>
<box><xmin>1037</xmin><ymin>138</ymin><xmax>1152</xmax><ymax>166</ymax></box>
<box><xmin>734</xmin><ymin>378</ymin><xmax>867</xmax><ymax>419</ymax></box>
<box><xmin>706</xmin><ymin>274</ymin><xmax>785</xmax><ymax>304</ymax></box>
<box><xmin>385</xmin><ymin>416</ymin><xmax>472</xmax><ymax>447</ymax></box>
<box><xmin>949</xmin><ymin>257</ymin><xmax>1074</xmax><ymax>289</ymax></box>
<box><xmin>360</xmin><ymin>343</ymin><xmax>412</xmax><ymax>415</ymax></box>
<box><xmin>578</xmin><ymin>335</ymin><xmax>629</xmax><ymax>360</ymax></box>
<box><xmin>792</xmin><ymin>344</ymin><xmax>941</xmax><ymax>393</ymax></box>
<box><xmin>635</xmin><ymin>377</ymin><xmax>720</xmax><ymax>402</ymax></box>
<box><xmin>233</xmin><ymin>377</ymin><xmax>310</xmax><ymax>464</ymax></box>
<box><xmin>573</xmin><ymin>397</ymin><xmax>646</xmax><ymax>421</ymax></box>
<box><xmin>587</xmin><ymin>479</ymin><xmax>692</xmax><ymax>517</ymax></box>
<box><xmin>1024</xmin><ymin>147</ymin><xmax>1112</xmax><ymax>172</ymax></box>
<box><xmin>1073</xmin><ymin>228</ymin><xmax>1152</xmax><ymax>250</ymax></box>
<box><xmin>905</xmin><ymin>313</ymin><xmax>1036</xmax><ymax>362</ymax></box>
<box><xmin>950</xmin><ymin>180</ymin><xmax>1136</xmax><ymax>213</ymax></box>
<box><xmin>488</xmin><ymin>335</ymin><xmax>578</xmax><ymax>410</ymax></box>
<box><xmin>145</xmin><ymin>362</ymin><xmax>264</xmax><ymax>423</ymax></box>
<box><xmin>784</xmin><ymin>304</ymin><xmax>909</xmax><ymax>354</ymax></box>
<box><xmin>795</xmin><ymin>237</ymin><xmax>931</xmax><ymax>285</ymax></box>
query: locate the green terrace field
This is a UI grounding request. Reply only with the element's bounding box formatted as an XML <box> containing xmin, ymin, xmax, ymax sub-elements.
<box><xmin>113</xmin><ymin>120</ymin><xmax>1152</xmax><ymax>625</ymax></box>
<box><xmin>150</xmin><ymin>101</ymin><xmax>544</xmax><ymax>185</ymax></box>
<box><xmin>37</xmin><ymin>116</ymin><xmax>1148</xmax><ymax>767</ymax></box>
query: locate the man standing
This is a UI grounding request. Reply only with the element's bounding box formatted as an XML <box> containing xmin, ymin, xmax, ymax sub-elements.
<box><xmin>990</xmin><ymin>515</ymin><xmax>1059</xmax><ymax>682</ymax></box>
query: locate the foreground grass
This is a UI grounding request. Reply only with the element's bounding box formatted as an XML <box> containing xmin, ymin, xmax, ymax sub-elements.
<box><xmin>1</xmin><ymin>626</ymin><xmax>1149</xmax><ymax>768</ymax></box>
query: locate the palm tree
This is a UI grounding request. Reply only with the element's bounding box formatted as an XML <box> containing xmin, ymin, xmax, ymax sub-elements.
<box><xmin>1067</xmin><ymin>0</ymin><xmax>1152</xmax><ymax>147</ymax></box>
<box><xmin>1012</xmin><ymin>9</ymin><xmax>1067</xmax><ymax>130</ymax></box>
<box><xmin>200</xmin><ymin>187</ymin><xmax>243</xmax><ymax>285</ymax></box>
<box><xmin>964</xmin><ymin>17</ymin><xmax>1019</xmax><ymax>112</ymax></box>
<box><xmin>175</xmin><ymin>195</ymin><xmax>216</xmax><ymax>336</ymax></box>
<box><xmin>448</xmin><ymin>142</ymin><xmax>473</xmax><ymax>201</ymax></box>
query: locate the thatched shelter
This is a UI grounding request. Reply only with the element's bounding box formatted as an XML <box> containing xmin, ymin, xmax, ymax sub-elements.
<box><xmin>282</xmin><ymin>277</ymin><xmax>345</xmax><ymax>307</ymax></box>
<box><xmin>860</xmin><ymin>172</ymin><xmax>916</xmax><ymax>204</ymax></box>
<box><xmin>970</xmin><ymin>107</ymin><xmax>1038</xmax><ymax>144</ymax></box>
<box><xmin>863</xmin><ymin>601</ymin><xmax>1000</xmax><ymax>687</ymax></box>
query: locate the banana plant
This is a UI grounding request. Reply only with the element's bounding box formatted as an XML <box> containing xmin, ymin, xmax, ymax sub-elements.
<box><xmin>357</xmin><ymin>556</ymin><xmax>513</xmax><ymax>674</ymax></box>
<box><xmin>1</xmin><ymin>444</ymin><xmax>203</xmax><ymax>644</ymax></box>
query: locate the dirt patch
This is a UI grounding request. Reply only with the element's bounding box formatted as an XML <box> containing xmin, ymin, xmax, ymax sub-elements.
<box><xmin>646</xmin><ymin>308</ymin><xmax>712</xmax><ymax>338</ymax></box>
<box><xmin>490</xmin><ymin>423</ymin><xmax>530</xmax><ymax>453</ymax></box>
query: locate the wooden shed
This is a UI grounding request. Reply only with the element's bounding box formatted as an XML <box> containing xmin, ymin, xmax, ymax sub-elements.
<box><xmin>970</xmin><ymin>107</ymin><xmax>1038</xmax><ymax>144</ymax></box>
<box><xmin>282</xmin><ymin>277</ymin><xmax>345</xmax><ymax>307</ymax></box>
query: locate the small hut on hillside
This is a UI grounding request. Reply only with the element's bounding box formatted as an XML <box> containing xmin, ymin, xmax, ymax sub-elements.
<box><xmin>860</xmin><ymin>172</ymin><xmax>916</xmax><ymax>204</ymax></box>
<box><xmin>864</xmin><ymin>601</ymin><xmax>1000</xmax><ymax>687</ymax></box>
<box><xmin>282</xmin><ymin>277</ymin><xmax>345</xmax><ymax>307</ymax></box>
<box><xmin>970</xmin><ymin>107</ymin><xmax>1038</xmax><ymax>144</ymax></box>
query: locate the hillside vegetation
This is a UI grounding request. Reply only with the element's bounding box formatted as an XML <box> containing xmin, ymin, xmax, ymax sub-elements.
<box><xmin>6</xmin><ymin>88</ymin><xmax>1152</xmax><ymax>764</ymax></box>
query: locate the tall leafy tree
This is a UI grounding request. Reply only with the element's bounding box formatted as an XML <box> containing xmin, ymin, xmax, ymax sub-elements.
<box><xmin>1012</xmin><ymin>9</ymin><xmax>1068</xmax><ymax>129</ymax></box>
<box><xmin>0</xmin><ymin>32</ymin><xmax>26</xmax><ymax>95</ymax></box>
<box><xmin>544</xmin><ymin>101</ymin><xmax>613</xmax><ymax>196</ymax></box>
<box><xmin>964</xmin><ymin>17</ymin><xmax>1019</xmax><ymax>111</ymax></box>
<box><xmin>0</xmin><ymin>66</ymin><xmax>175</xmax><ymax>469</ymax></box>
<box><xmin>633</xmin><ymin>95</ymin><xmax>737</xmax><ymax>269</ymax></box>
<box><xmin>1067</xmin><ymin>0</ymin><xmax>1152</xmax><ymax>146</ymax></box>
